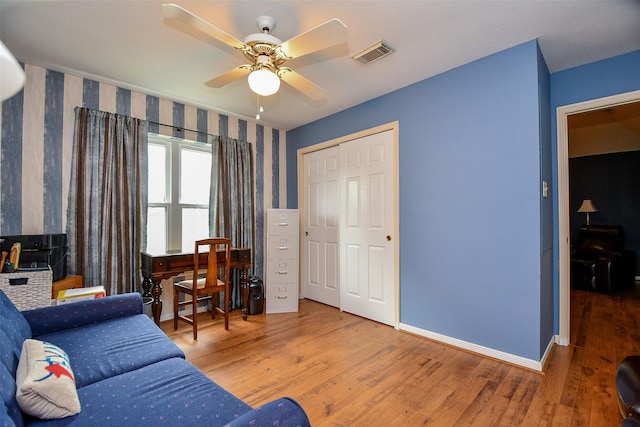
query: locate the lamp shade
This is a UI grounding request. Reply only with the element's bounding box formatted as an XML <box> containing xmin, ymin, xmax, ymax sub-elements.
<box><xmin>0</xmin><ymin>40</ymin><xmax>25</xmax><ymax>102</ymax></box>
<box><xmin>577</xmin><ymin>199</ymin><xmax>597</xmax><ymax>213</ymax></box>
<box><xmin>247</xmin><ymin>68</ymin><xmax>280</xmax><ymax>97</ymax></box>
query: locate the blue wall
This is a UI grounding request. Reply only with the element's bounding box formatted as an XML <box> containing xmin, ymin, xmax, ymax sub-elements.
<box><xmin>287</xmin><ymin>41</ymin><xmax>547</xmax><ymax>360</ymax></box>
<box><xmin>538</xmin><ymin>44</ymin><xmax>554</xmax><ymax>358</ymax></box>
<box><xmin>550</xmin><ymin>50</ymin><xmax>640</xmax><ymax>330</ymax></box>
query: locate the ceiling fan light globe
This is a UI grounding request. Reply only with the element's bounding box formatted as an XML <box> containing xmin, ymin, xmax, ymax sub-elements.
<box><xmin>248</xmin><ymin>68</ymin><xmax>280</xmax><ymax>96</ymax></box>
<box><xmin>0</xmin><ymin>40</ymin><xmax>25</xmax><ymax>102</ymax></box>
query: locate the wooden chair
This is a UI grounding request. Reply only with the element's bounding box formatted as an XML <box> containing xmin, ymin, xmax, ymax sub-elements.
<box><xmin>173</xmin><ymin>238</ymin><xmax>232</xmax><ymax>340</ymax></box>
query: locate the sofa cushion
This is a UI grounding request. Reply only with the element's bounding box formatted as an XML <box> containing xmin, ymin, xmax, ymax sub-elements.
<box><xmin>0</xmin><ymin>290</ymin><xmax>32</xmax><ymax>426</ymax></box>
<box><xmin>225</xmin><ymin>397</ymin><xmax>311</xmax><ymax>427</ymax></box>
<box><xmin>0</xmin><ymin>328</ymin><xmax>23</xmax><ymax>377</ymax></box>
<box><xmin>35</xmin><ymin>314</ymin><xmax>185</xmax><ymax>387</ymax></box>
<box><xmin>0</xmin><ymin>290</ymin><xmax>32</xmax><ymax>371</ymax></box>
<box><xmin>16</xmin><ymin>339</ymin><xmax>80</xmax><ymax>420</ymax></box>
<box><xmin>23</xmin><ymin>293</ymin><xmax>143</xmax><ymax>337</ymax></box>
<box><xmin>25</xmin><ymin>358</ymin><xmax>252</xmax><ymax>426</ymax></box>
<box><xmin>1</xmin><ymin>363</ymin><xmax>24</xmax><ymax>427</ymax></box>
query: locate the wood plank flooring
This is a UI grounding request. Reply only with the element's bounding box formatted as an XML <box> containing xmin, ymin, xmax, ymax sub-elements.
<box><xmin>160</xmin><ymin>285</ymin><xmax>640</xmax><ymax>426</ymax></box>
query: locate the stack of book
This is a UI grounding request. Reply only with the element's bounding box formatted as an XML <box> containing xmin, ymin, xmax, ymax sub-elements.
<box><xmin>56</xmin><ymin>286</ymin><xmax>106</xmax><ymax>305</ymax></box>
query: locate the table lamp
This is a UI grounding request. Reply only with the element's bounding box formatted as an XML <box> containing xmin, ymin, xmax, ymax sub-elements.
<box><xmin>577</xmin><ymin>199</ymin><xmax>597</xmax><ymax>225</ymax></box>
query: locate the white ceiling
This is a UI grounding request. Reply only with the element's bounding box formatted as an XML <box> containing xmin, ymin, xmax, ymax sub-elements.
<box><xmin>1</xmin><ymin>1</ymin><xmax>639</xmax><ymax>131</ymax></box>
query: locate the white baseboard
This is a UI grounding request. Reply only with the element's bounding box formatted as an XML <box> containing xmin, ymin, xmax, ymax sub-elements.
<box><xmin>555</xmin><ymin>334</ymin><xmax>569</xmax><ymax>346</ymax></box>
<box><xmin>399</xmin><ymin>323</ymin><xmax>552</xmax><ymax>372</ymax></box>
<box><xmin>540</xmin><ymin>336</ymin><xmax>556</xmax><ymax>371</ymax></box>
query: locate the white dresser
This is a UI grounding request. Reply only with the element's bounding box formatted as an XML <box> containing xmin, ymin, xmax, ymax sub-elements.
<box><xmin>266</xmin><ymin>209</ymin><xmax>299</xmax><ymax>313</ymax></box>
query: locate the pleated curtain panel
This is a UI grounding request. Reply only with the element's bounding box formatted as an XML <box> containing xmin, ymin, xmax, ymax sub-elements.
<box><xmin>210</xmin><ymin>135</ymin><xmax>254</xmax><ymax>309</ymax></box>
<box><xmin>67</xmin><ymin>107</ymin><xmax>148</xmax><ymax>296</ymax></box>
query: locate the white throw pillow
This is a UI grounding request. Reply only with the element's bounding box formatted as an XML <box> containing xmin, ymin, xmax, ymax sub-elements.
<box><xmin>15</xmin><ymin>339</ymin><xmax>81</xmax><ymax>419</ymax></box>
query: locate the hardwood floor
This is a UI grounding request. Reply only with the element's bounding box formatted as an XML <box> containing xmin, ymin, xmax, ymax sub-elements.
<box><xmin>160</xmin><ymin>285</ymin><xmax>640</xmax><ymax>426</ymax></box>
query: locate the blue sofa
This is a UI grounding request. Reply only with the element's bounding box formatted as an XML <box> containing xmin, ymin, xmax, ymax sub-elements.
<box><xmin>0</xmin><ymin>289</ymin><xmax>310</xmax><ymax>426</ymax></box>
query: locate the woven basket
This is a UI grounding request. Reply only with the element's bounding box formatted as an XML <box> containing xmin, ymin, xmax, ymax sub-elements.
<box><xmin>0</xmin><ymin>267</ymin><xmax>52</xmax><ymax>311</ymax></box>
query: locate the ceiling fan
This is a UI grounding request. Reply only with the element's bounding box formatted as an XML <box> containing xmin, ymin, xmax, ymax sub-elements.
<box><xmin>162</xmin><ymin>3</ymin><xmax>348</xmax><ymax>100</ymax></box>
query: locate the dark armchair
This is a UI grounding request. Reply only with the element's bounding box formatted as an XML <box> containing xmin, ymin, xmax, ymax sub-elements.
<box><xmin>571</xmin><ymin>225</ymin><xmax>637</xmax><ymax>293</ymax></box>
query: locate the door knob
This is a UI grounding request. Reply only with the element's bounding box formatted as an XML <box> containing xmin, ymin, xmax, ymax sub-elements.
<box><xmin>386</xmin><ymin>235</ymin><xmax>391</xmax><ymax>241</ymax></box>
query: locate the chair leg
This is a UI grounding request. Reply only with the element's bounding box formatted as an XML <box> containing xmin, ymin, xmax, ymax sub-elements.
<box><xmin>192</xmin><ymin>295</ymin><xmax>198</xmax><ymax>340</ymax></box>
<box><xmin>224</xmin><ymin>290</ymin><xmax>229</xmax><ymax>330</ymax></box>
<box><xmin>173</xmin><ymin>288</ymin><xmax>179</xmax><ymax>330</ymax></box>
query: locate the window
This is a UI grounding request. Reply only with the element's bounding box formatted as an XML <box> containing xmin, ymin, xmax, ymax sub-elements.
<box><xmin>146</xmin><ymin>134</ymin><xmax>212</xmax><ymax>254</ymax></box>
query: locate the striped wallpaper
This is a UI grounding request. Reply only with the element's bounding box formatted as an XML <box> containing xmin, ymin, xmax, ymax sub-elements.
<box><xmin>0</xmin><ymin>62</ymin><xmax>287</xmax><ymax>281</ymax></box>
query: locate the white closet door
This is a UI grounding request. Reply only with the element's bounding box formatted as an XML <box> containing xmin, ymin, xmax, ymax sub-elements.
<box><xmin>302</xmin><ymin>147</ymin><xmax>340</xmax><ymax>307</ymax></box>
<box><xmin>339</xmin><ymin>130</ymin><xmax>396</xmax><ymax>326</ymax></box>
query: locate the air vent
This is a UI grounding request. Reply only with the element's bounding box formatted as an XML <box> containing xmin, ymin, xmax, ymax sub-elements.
<box><xmin>351</xmin><ymin>40</ymin><xmax>394</xmax><ymax>65</ymax></box>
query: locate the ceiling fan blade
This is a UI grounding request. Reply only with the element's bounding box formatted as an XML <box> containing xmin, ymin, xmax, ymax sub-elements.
<box><xmin>279</xmin><ymin>19</ymin><xmax>348</xmax><ymax>59</ymax></box>
<box><xmin>205</xmin><ymin>66</ymin><xmax>251</xmax><ymax>88</ymax></box>
<box><xmin>280</xmin><ymin>70</ymin><xmax>327</xmax><ymax>100</ymax></box>
<box><xmin>162</xmin><ymin>3</ymin><xmax>245</xmax><ymax>50</ymax></box>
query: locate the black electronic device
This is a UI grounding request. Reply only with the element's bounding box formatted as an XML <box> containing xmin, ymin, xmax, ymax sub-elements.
<box><xmin>248</xmin><ymin>276</ymin><xmax>264</xmax><ymax>315</ymax></box>
<box><xmin>0</xmin><ymin>234</ymin><xmax>67</xmax><ymax>281</ymax></box>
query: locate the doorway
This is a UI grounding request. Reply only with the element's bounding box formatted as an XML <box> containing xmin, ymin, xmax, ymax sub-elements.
<box><xmin>557</xmin><ymin>90</ymin><xmax>640</xmax><ymax>345</ymax></box>
<box><xmin>298</xmin><ymin>122</ymin><xmax>400</xmax><ymax>327</ymax></box>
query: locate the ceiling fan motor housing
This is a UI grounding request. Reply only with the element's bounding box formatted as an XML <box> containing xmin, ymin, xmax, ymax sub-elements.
<box><xmin>242</xmin><ymin>29</ymin><xmax>286</xmax><ymax>68</ymax></box>
<box><xmin>242</xmin><ymin>15</ymin><xmax>287</xmax><ymax>65</ymax></box>
<box><xmin>243</xmin><ymin>32</ymin><xmax>282</xmax><ymax>47</ymax></box>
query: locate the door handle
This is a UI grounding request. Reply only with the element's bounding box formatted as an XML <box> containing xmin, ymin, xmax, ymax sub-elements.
<box><xmin>386</xmin><ymin>235</ymin><xmax>391</xmax><ymax>241</ymax></box>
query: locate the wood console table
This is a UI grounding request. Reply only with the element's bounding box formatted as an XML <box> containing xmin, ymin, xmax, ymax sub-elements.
<box><xmin>140</xmin><ymin>248</ymin><xmax>251</xmax><ymax>325</ymax></box>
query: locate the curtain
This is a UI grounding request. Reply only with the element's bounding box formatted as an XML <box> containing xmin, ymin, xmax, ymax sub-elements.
<box><xmin>67</xmin><ymin>107</ymin><xmax>148</xmax><ymax>295</ymax></box>
<box><xmin>210</xmin><ymin>136</ymin><xmax>253</xmax><ymax>308</ymax></box>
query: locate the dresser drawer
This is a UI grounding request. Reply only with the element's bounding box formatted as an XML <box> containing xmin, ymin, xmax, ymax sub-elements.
<box><xmin>267</xmin><ymin>210</ymin><xmax>298</xmax><ymax>235</ymax></box>
<box><xmin>266</xmin><ymin>284</ymin><xmax>298</xmax><ymax>313</ymax></box>
<box><xmin>266</xmin><ymin>259</ymin><xmax>298</xmax><ymax>284</ymax></box>
<box><xmin>267</xmin><ymin>235</ymin><xmax>298</xmax><ymax>258</ymax></box>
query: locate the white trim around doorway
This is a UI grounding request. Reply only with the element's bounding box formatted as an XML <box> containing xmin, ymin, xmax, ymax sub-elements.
<box><xmin>556</xmin><ymin>89</ymin><xmax>640</xmax><ymax>346</ymax></box>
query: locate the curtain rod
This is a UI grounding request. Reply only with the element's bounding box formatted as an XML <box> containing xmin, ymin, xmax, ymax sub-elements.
<box><xmin>74</xmin><ymin>107</ymin><xmax>232</xmax><ymax>141</ymax></box>
<box><xmin>148</xmin><ymin>120</ymin><xmax>218</xmax><ymax>138</ymax></box>
<box><xmin>148</xmin><ymin>121</ymin><xmax>249</xmax><ymax>145</ymax></box>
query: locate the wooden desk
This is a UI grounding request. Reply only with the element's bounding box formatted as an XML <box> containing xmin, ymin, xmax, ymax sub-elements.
<box><xmin>140</xmin><ymin>248</ymin><xmax>251</xmax><ymax>325</ymax></box>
